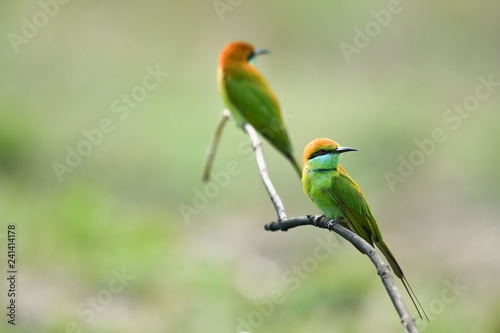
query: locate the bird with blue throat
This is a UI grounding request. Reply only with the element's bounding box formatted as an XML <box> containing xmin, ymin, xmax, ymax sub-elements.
<box><xmin>301</xmin><ymin>138</ymin><xmax>428</xmax><ymax>321</ymax></box>
<box><xmin>217</xmin><ymin>41</ymin><xmax>302</xmax><ymax>177</ymax></box>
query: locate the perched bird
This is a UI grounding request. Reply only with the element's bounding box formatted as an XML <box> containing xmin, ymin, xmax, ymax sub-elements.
<box><xmin>301</xmin><ymin>138</ymin><xmax>427</xmax><ymax>320</ymax></box>
<box><xmin>217</xmin><ymin>41</ymin><xmax>301</xmax><ymax>177</ymax></box>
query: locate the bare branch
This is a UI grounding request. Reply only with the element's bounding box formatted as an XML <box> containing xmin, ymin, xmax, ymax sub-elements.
<box><xmin>202</xmin><ymin>109</ymin><xmax>231</xmax><ymax>182</ymax></box>
<box><xmin>243</xmin><ymin>123</ymin><xmax>287</xmax><ymax>221</ymax></box>
<box><xmin>266</xmin><ymin>215</ymin><xmax>419</xmax><ymax>333</ymax></box>
<box><xmin>208</xmin><ymin>112</ymin><xmax>420</xmax><ymax>331</ymax></box>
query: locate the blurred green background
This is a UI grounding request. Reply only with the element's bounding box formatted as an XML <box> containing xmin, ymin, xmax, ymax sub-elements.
<box><xmin>1</xmin><ymin>1</ymin><xmax>500</xmax><ymax>332</ymax></box>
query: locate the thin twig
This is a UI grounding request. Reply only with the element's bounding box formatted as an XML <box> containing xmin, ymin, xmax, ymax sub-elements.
<box><xmin>202</xmin><ymin>109</ymin><xmax>231</xmax><ymax>182</ymax></box>
<box><xmin>266</xmin><ymin>215</ymin><xmax>419</xmax><ymax>333</ymax></box>
<box><xmin>212</xmin><ymin>112</ymin><xmax>421</xmax><ymax>331</ymax></box>
<box><xmin>211</xmin><ymin>107</ymin><xmax>422</xmax><ymax>331</ymax></box>
<box><xmin>243</xmin><ymin>123</ymin><xmax>287</xmax><ymax>221</ymax></box>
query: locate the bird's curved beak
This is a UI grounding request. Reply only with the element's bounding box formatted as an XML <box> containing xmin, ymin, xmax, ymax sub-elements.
<box><xmin>248</xmin><ymin>49</ymin><xmax>270</xmax><ymax>64</ymax></box>
<box><xmin>334</xmin><ymin>147</ymin><xmax>358</xmax><ymax>154</ymax></box>
<box><xmin>253</xmin><ymin>48</ymin><xmax>270</xmax><ymax>57</ymax></box>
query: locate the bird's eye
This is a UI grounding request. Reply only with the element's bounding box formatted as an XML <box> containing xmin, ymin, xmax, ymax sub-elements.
<box><xmin>308</xmin><ymin>148</ymin><xmax>330</xmax><ymax>160</ymax></box>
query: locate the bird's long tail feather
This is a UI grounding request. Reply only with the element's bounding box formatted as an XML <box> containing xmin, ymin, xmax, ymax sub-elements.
<box><xmin>376</xmin><ymin>241</ymin><xmax>429</xmax><ymax>321</ymax></box>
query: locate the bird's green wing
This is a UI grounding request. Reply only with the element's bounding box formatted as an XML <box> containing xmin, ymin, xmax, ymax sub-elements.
<box><xmin>224</xmin><ymin>72</ymin><xmax>292</xmax><ymax>154</ymax></box>
<box><xmin>328</xmin><ymin>166</ymin><xmax>383</xmax><ymax>245</ymax></box>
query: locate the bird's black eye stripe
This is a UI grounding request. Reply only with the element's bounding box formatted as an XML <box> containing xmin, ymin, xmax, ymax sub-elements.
<box><xmin>247</xmin><ymin>52</ymin><xmax>255</xmax><ymax>62</ymax></box>
<box><xmin>308</xmin><ymin>148</ymin><xmax>333</xmax><ymax>160</ymax></box>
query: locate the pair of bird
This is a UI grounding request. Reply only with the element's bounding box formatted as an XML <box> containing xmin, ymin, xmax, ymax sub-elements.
<box><xmin>216</xmin><ymin>41</ymin><xmax>426</xmax><ymax>320</ymax></box>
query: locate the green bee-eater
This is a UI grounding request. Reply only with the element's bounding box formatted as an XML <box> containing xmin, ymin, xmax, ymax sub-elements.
<box><xmin>302</xmin><ymin>138</ymin><xmax>427</xmax><ymax>320</ymax></box>
<box><xmin>218</xmin><ymin>41</ymin><xmax>301</xmax><ymax>177</ymax></box>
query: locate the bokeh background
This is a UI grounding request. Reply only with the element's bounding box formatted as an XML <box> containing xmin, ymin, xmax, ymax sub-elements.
<box><xmin>1</xmin><ymin>1</ymin><xmax>499</xmax><ymax>332</ymax></box>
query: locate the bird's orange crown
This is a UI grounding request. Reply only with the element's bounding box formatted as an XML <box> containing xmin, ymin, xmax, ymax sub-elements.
<box><xmin>302</xmin><ymin>138</ymin><xmax>340</xmax><ymax>165</ymax></box>
<box><xmin>218</xmin><ymin>41</ymin><xmax>255</xmax><ymax>68</ymax></box>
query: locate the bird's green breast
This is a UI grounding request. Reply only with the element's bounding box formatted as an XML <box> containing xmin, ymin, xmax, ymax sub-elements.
<box><xmin>303</xmin><ymin>169</ymin><xmax>344</xmax><ymax>219</ymax></box>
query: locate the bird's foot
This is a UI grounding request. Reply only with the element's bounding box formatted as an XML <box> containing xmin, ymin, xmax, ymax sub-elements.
<box><xmin>326</xmin><ymin>218</ymin><xmax>341</xmax><ymax>229</ymax></box>
<box><xmin>307</xmin><ymin>214</ymin><xmax>325</xmax><ymax>226</ymax></box>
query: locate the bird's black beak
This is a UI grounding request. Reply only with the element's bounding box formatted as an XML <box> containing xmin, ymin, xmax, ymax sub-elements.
<box><xmin>334</xmin><ymin>147</ymin><xmax>358</xmax><ymax>154</ymax></box>
<box><xmin>248</xmin><ymin>49</ymin><xmax>270</xmax><ymax>63</ymax></box>
<box><xmin>254</xmin><ymin>48</ymin><xmax>270</xmax><ymax>57</ymax></box>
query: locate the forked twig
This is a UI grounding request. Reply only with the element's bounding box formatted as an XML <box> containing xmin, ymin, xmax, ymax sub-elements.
<box><xmin>204</xmin><ymin>113</ymin><xmax>420</xmax><ymax>332</ymax></box>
